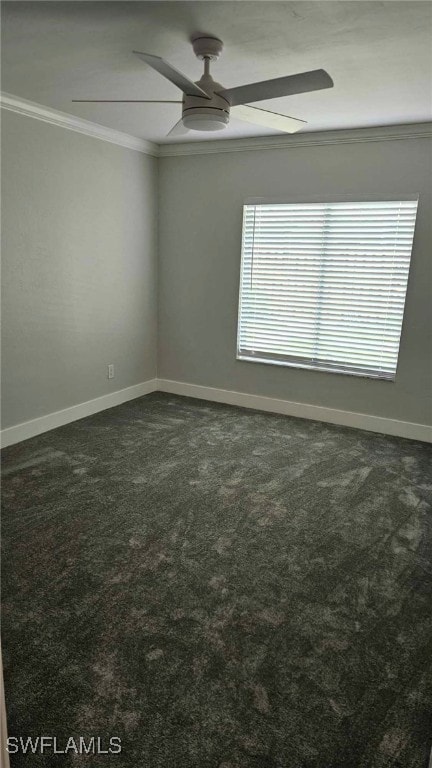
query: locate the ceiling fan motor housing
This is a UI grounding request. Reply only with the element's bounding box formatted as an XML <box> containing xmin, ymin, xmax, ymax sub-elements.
<box><xmin>191</xmin><ymin>36</ymin><xmax>223</xmax><ymax>61</ymax></box>
<box><xmin>183</xmin><ymin>74</ymin><xmax>230</xmax><ymax>131</ymax></box>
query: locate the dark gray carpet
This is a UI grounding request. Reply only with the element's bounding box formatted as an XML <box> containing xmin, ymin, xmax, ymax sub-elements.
<box><xmin>1</xmin><ymin>392</ymin><xmax>432</xmax><ymax>768</ymax></box>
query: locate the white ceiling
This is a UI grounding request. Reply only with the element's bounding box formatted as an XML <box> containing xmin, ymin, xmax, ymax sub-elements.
<box><xmin>2</xmin><ymin>1</ymin><xmax>432</xmax><ymax>144</ymax></box>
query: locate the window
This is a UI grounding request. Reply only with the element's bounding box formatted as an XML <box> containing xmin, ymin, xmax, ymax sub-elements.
<box><xmin>237</xmin><ymin>200</ymin><xmax>418</xmax><ymax>380</ymax></box>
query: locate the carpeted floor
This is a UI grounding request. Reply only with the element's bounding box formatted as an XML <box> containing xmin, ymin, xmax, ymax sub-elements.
<box><xmin>1</xmin><ymin>392</ymin><xmax>432</xmax><ymax>768</ymax></box>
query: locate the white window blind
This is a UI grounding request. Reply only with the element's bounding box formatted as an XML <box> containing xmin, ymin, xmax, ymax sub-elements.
<box><xmin>237</xmin><ymin>200</ymin><xmax>418</xmax><ymax>380</ymax></box>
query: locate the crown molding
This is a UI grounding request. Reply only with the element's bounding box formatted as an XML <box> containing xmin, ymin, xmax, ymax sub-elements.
<box><xmin>2</xmin><ymin>92</ymin><xmax>430</xmax><ymax>160</ymax></box>
<box><xmin>159</xmin><ymin>122</ymin><xmax>432</xmax><ymax>157</ymax></box>
<box><xmin>0</xmin><ymin>92</ymin><xmax>159</xmax><ymax>157</ymax></box>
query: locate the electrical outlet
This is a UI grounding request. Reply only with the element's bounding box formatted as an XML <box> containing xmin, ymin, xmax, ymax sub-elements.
<box><xmin>108</xmin><ymin>364</ymin><xmax>114</xmax><ymax>379</ymax></box>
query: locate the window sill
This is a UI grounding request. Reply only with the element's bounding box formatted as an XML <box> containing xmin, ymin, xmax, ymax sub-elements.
<box><xmin>236</xmin><ymin>354</ymin><xmax>395</xmax><ymax>381</ymax></box>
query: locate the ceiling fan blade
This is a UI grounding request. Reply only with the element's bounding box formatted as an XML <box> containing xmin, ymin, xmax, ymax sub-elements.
<box><xmin>233</xmin><ymin>105</ymin><xmax>306</xmax><ymax>134</ymax></box>
<box><xmin>133</xmin><ymin>51</ymin><xmax>211</xmax><ymax>99</ymax></box>
<box><xmin>217</xmin><ymin>69</ymin><xmax>333</xmax><ymax>107</ymax></box>
<box><xmin>72</xmin><ymin>100</ymin><xmax>182</xmax><ymax>103</ymax></box>
<box><xmin>166</xmin><ymin>119</ymin><xmax>190</xmax><ymax>137</ymax></box>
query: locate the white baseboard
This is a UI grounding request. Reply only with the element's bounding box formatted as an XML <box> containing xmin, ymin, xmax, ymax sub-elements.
<box><xmin>2</xmin><ymin>377</ymin><xmax>431</xmax><ymax>447</ymax></box>
<box><xmin>0</xmin><ymin>379</ymin><xmax>158</xmax><ymax>448</ymax></box>
<box><xmin>157</xmin><ymin>378</ymin><xmax>432</xmax><ymax>443</ymax></box>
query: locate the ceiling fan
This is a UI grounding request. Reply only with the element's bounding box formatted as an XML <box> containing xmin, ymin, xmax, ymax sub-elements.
<box><xmin>73</xmin><ymin>36</ymin><xmax>333</xmax><ymax>136</ymax></box>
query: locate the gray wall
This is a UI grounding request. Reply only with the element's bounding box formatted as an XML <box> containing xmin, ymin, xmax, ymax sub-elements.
<box><xmin>2</xmin><ymin>117</ymin><xmax>431</xmax><ymax>431</ymax></box>
<box><xmin>158</xmin><ymin>136</ymin><xmax>432</xmax><ymax>425</ymax></box>
<box><xmin>1</xmin><ymin>111</ymin><xmax>158</xmax><ymax>429</ymax></box>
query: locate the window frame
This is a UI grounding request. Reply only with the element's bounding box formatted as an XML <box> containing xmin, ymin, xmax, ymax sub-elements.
<box><xmin>236</xmin><ymin>193</ymin><xmax>419</xmax><ymax>381</ymax></box>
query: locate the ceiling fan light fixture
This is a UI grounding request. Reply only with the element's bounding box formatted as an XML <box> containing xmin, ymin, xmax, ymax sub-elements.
<box><xmin>183</xmin><ymin>109</ymin><xmax>229</xmax><ymax>131</ymax></box>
